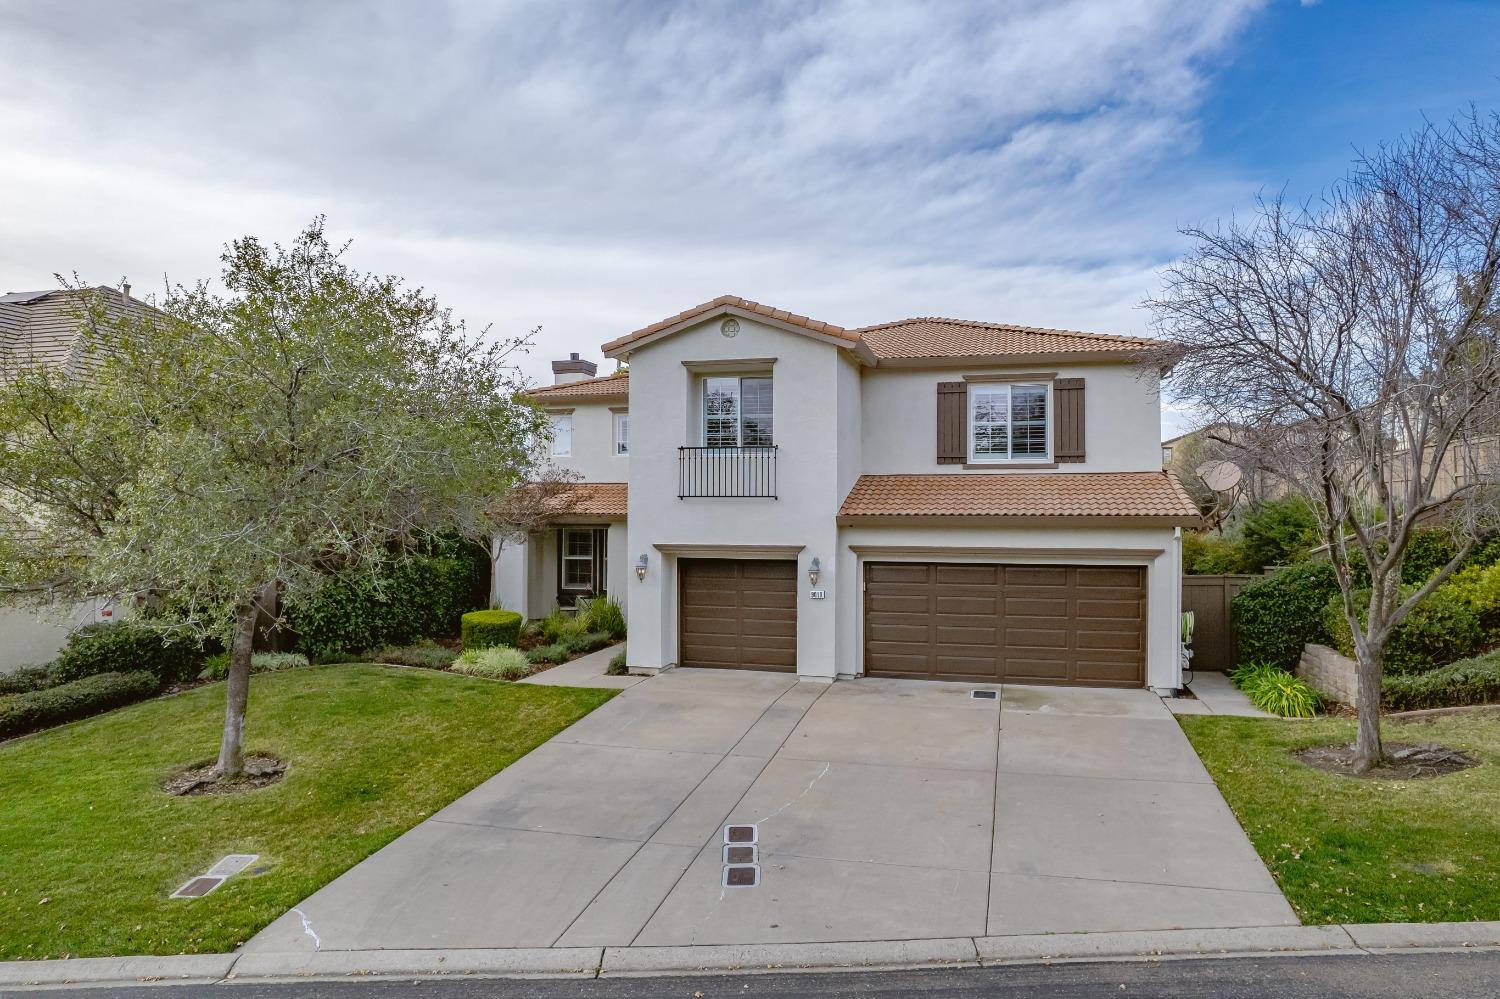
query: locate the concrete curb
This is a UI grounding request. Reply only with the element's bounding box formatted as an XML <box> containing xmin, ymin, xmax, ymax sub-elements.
<box><xmin>0</xmin><ymin>954</ymin><xmax>237</xmax><ymax>989</ymax></box>
<box><xmin>229</xmin><ymin>947</ymin><xmax>603</xmax><ymax>980</ymax></box>
<box><xmin>5</xmin><ymin>922</ymin><xmax>1500</xmax><ymax>989</ymax></box>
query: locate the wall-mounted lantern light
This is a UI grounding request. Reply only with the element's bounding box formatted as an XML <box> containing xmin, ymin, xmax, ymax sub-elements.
<box><xmin>635</xmin><ymin>554</ymin><xmax>649</xmax><ymax>581</ymax></box>
<box><xmin>807</xmin><ymin>557</ymin><xmax>821</xmax><ymax>587</ymax></box>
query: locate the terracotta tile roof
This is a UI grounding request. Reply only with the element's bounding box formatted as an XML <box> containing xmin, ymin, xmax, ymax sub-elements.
<box><xmin>556</xmin><ymin>481</ymin><xmax>627</xmax><ymax>518</ymax></box>
<box><xmin>838</xmin><ymin>471</ymin><xmax>1200</xmax><ymax>523</ymax></box>
<box><xmin>526</xmin><ymin>370</ymin><xmax>630</xmax><ymax>402</ymax></box>
<box><xmin>854</xmin><ymin>317</ymin><xmax>1155</xmax><ymax>362</ymax></box>
<box><xmin>602</xmin><ymin>295</ymin><xmax>856</xmax><ymax>354</ymax></box>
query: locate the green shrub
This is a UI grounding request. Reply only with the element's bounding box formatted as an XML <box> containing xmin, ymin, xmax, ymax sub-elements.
<box><xmin>562</xmin><ymin>631</ymin><xmax>613</xmax><ymax>656</ymax></box>
<box><xmin>1400</xmin><ymin>528</ymin><xmax>1459</xmax><ymax>583</ymax></box>
<box><xmin>607</xmin><ymin>650</ymin><xmax>628</xmax><ymax>675</ymax></box>
<box><xmin>577</xmin><ymin>596</ymin><xmax>627</xmax><ymax>639</ymax></box>
<box><xmin>368</xmin><ymin>641</ymin><xmax>458</xmax><ymax>670</ymax></box>
<box><xmin>0</xmin><ymin>665</ymin><xmax>56</xmax><ymax>696</ymax></box>
<box><xmin>1230</xmin><ymin>663</ymin><xmax>1321</xmax><ymax>718</ymax></box>
<box><xmin>1322</xmin><ymin>587</ymin><xmax>1484</xmax><ymax>676</ymax></box>
<box><xmin>452</xmin><ymin>645</ymin><xmax>532</xmax><ymax>680</ymax></box>
<box><xmin>53</xmin><ymin>623</ymin><xmax>200</xmax><ymax>686</ymax></box>
<box><xmin>289</xmin><ymin>546</ymin><xmax>486</xmax><ymax>659</ymax></box>
<box><xmin>1232</xmin><ymin>560</ymin><xmax>1339</xmax><ymax>670</ymax></box>
<box><xmin>198</xmin><ymin>651</ymin><xmax>310</xmax><ymax>682</ymax></box>
<box><xmin>525</xmin><ymin>643</ymin><xmax>570</xmax><ymax>665</ymax></box>
<box><xmin>1382</xmin><ymin>650</ymin><xmax>1500</xmax><ymax>711</ymax></box>
<box><xmin>1182</xmin><ymin>531</ymin><xmax>1247</xmax><ymax>575</ymax></box>
<box><xmin>1443</xmin><ymin>562</ymin><xmax>1500</xmax><ymax>633</ymax></box>
<box><xmin>461</xmin><ymin>609</ymin><xmax>523</xmax><ymax>650</ymax></box>
<box><xmin>0</xmin><ymin>671</ymin><xmax>159</xmax><ymax>739</ymax></box>
<box><xmin>1238</xmin><ymin>497</ymin><xmax>1320</xmax><ymax>571</ymax></box>
<box><xmin>537</xmin><ymin>608</ymin><xmax>589</xmax><ymax>643</ymax></box>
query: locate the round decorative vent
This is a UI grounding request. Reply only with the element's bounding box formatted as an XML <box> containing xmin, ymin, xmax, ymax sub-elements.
<box><xmin>720</xmin><ymin>318</ymin><xmax>740</xmax><ymax>338</ymax></box>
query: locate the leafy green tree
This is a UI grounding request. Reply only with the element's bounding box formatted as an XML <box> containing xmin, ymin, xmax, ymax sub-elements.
<box><xmin>1238</xmin><ymin>497</ymin><xmax>1320</xmax><ymax>571</ymax></box>
<box><xmin>0</xmin><ymin>220</ymin><xmax>546</xmax><ymax>778</ymax></box>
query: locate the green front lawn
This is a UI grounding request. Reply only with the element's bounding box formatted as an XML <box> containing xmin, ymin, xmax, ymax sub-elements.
<box><xmin>1182</xmin><ymin>714</ymin><xmax>1500</xmax><ymax>924</ymax></box>
<box><xmin>0</xmin><ymin>665</ymin><xmax>614</xmax><ymax>960</ymax></box>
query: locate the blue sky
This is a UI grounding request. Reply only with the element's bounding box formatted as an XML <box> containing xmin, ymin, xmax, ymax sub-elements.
<box><xmin>1</xmin><ymin>0</ymin><xmax>1498</xmax><ymax>436</ymax></box>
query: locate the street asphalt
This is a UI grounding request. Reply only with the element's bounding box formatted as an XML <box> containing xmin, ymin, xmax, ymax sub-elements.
<box><xmin>12</xmin><ymin>952</ymin><xmax>1500</xmax><ymax>998</ymax></box>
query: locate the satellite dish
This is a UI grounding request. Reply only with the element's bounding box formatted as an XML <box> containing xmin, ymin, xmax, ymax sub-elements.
<box><xmin>1196</xmin><ymin>460</ymin><xmax>1243</xmax><ymax>492</ymax></box>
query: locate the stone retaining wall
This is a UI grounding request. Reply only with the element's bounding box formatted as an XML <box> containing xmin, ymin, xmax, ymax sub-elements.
<box><xmin>1298</xmin><ymin>643</ymin><xmax>1360</xmax><ymax>705</ymax></box>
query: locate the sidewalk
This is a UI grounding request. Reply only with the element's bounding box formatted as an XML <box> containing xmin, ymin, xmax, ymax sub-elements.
<box><xmin>1165</xmin><ymin>671</ymin><xmax>1273</xmax><ymax>717</ymax></box>
<box><xmin>3</xmin><ymin>921</ymin><xmax>1498</xmax><ymax>989</ymax></box>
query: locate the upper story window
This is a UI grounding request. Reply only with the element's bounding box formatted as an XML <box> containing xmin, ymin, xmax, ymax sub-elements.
<box><xmin>704</xmin><ymin>376</ymin><xmax>773</xmax><ymax>447</ymax></box>
<box><xmin>613</xmin><ymin>411</ymin><xmax>630</xmax><ymax>455</ymax></box>
<box><xmin>549</xmin><ymin>413</ymin><xmax>572</xmax><ymax>457</ymax></box>
<box><xmin>969</xmin><ymin>382</ymin><xmax>1049</xmax><ymax>463</ymax></box>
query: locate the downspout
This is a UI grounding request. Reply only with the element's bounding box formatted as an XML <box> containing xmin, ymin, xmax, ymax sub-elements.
<box><xmin>1173</xmin><ymin>526</ymin><xmax>1187</xmax><ymax>693</ymax></box>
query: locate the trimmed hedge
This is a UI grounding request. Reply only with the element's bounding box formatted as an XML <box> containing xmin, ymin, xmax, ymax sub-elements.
<box><xmin>1382</xmin><ymin>651</ymin><xmax>1500</xmax><ymax>711</ymax></box>
<box><xmin>461</xmin><ymin>609</ymin><xmax>523</xmax><ymax>650</ymax></box>
<box><xmin>0</xmin><ymin>665</ymin><xmax>56</xmax><ymax>696</ymax></box>
<box><xmin>0</xmin><ymin>670</ymin><xmax>159</xmax><ymax>739</ymax></box>
<box><xmin>1232</xmin><ymin>560</ymin><xmax>1339</xmax><ymax>670</ymax></box>
<box><xmin>291</xmin><ymin>550</ymin><xmax>485</xmax><ymax>660</ymax></box>
<box><xmin>53</xmin><ymin>623</ymin><xmax>200</xmax><ymax>686</ymax></box>
<box><xmin>1322</xmin><ymin>587</ymin><xmax>1484</xmax><ymax>676</ymax></box>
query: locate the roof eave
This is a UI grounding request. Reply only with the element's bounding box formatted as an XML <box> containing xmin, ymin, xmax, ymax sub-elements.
<box><xmin>836</xmin><ymin>513</ymin><xmax>1203</xmax><ymax>528</ymax></box>
<box><xmin>863</xmin><ymin>348</ymin><xmax>1152</xmax><ymax>369</ymax></box>
<box><xmin>603</xmin><ymin>303</ymin><xmax>858</xmax><ymax>359</ymax></box>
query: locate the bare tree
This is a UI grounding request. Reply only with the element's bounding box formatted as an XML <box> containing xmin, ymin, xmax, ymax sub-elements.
<box><xmin>1148</xmin><ymin>112</ymin><xmax>1500</xmax><ymax>771</ymax></box>
<box><xmin>481</xmin><ymin>464</ymin><xmax>581</xmax><ymax>608</ymax></box>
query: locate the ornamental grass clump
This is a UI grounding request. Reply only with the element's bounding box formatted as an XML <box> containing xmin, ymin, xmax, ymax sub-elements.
<box><xmin>452</xmin><ymin>645</ymin><xmax>532</xmax><ymax>680</ymax></box>
<box><xmin>1231</xmin><ymin>663</ymin><xmax>1321</xmax><ymax>718</ymax></box>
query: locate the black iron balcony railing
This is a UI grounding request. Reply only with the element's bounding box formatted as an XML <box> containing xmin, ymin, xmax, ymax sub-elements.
<box><xmin>678</xmin><ymin>445</ymin><xmax>778</xmax><ymax>499</ymax></box>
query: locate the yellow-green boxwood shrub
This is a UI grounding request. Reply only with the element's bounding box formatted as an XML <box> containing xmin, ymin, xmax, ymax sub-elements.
<box><xmin>461</xmin><ymin>609</ymin><xmax>523</xmax><ymax>650</ymax></box>
<box><xmin>1322</xmin><ymin>587</ymin><xmax>1483</xmax><ymax>676</ymax></box>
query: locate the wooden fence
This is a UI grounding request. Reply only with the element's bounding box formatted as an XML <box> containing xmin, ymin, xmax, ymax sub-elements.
<box><xmin>1182</xmin><ymin>574</ymin><xmax>1265</xmax><ymax>672</ymax></box>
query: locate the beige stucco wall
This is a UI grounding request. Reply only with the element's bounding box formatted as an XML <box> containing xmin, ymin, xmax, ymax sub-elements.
<box><xmin>0</xmin><ymin>599</ymin><xmax>110</xmax><ymax>673</ymax></box>
<box><xmin>542</xmin><ymin>398</ymin><xmax>629</xmax><ymax>485</ymax></box>
<box><xmin>859</xmin><ymin>362</ymin><xmax>1162</xmax><ymax>473</ymax></box>
<box><xmin>621</xmin><ymin>316</ymin><xmax>851</xmax><ymax>677</ymax></box>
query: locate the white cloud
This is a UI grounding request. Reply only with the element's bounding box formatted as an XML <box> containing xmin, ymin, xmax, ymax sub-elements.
<box><xmin>0</xmin><ymin>0</ymin><xmax>1264</xmax><ymax>413</ymax></box>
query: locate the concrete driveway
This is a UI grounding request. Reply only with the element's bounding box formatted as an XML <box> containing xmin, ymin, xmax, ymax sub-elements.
<box><xmin>245</xmin><ymin>660</ymin><xmax>1295</xmax><ymax>956</ymax></box>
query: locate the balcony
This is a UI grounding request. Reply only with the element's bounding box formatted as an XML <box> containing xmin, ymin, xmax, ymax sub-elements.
<box><xmin>678</xmin><ymin>445</ymin><xmax>778</xmax><ymax>499</ymax></box>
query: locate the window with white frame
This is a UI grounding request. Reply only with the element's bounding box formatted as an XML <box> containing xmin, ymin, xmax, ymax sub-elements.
<box><xmin>969</xmin><ymin>382</ymin><xmax>1049</xmax><ymax>462</ymax></box>
<box><xmin>549</xmin><ymin>413</ymin><xmax>572</xmax><ymax>456</ymax></box>
<box><xmin>703</xmin><ymin>376</ymin><xmax>773</xmax><ymax>447</ymax></box>
<box><xmin>613</xmin><ymin>412</ymin><xmax>629</xmax><ymax>455</ymax></box>
<box><xmin>561</xmin><ymin>528</ymin><xmax>594</xmax><ymax>590</ymax></box>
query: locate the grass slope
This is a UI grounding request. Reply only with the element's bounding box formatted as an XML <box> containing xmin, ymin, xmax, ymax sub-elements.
<box><xmin>0</xmin><ymin>665</ymin><xmax>614</xmax><ymax>959</ymax></box>
<box><xmin>1182</xmin><ymin>714</ymin><xmax>1500</xmax><ymax>924</ymax></box>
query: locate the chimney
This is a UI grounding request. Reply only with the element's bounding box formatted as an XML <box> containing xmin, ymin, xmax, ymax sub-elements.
<box><xmin>120</xmin><ymin>279</ymin><xmax>131</xmax><ymax>307</ymax></box>
<box><xmin>552</xmin><ymin>351</ymin><xmax>598</xmax><ymax>385</ymax></box>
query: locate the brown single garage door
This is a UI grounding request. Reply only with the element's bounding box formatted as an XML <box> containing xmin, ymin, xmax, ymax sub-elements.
<box><xmin>863</xmin><ymin>562</ymin><xmax>1146</xmax><ymax>687</ymax></box>
<box><xmin>679</xmin><ymin>559</ymin><xmax>797</xmax><ymax>671</ymax></box>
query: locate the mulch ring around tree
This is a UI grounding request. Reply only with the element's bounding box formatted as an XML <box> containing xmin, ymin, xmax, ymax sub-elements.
<box><xmin>1294</xmin><ymin>742</ymin><xmax>1479</xmax><ymax>780</ymax></box>
<box><xmin>163</xmin><ymin>753</ymin><xmax>288</xmax><ymax>796</ymax></box>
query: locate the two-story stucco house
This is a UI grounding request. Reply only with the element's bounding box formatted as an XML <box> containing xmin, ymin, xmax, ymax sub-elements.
<box><xmin>498</xmin><ymin>296</ymin><xmax>1200</xmax><ymax>693</ymax></box>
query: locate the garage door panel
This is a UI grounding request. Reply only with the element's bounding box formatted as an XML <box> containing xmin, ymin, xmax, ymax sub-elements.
<box><xmin>679</xmin><ymin>559</ymin><xmax>796</xmax><ymax>672</ymax></box>
<box><xmin>864</xmin><ymin>562</ymin><xmax>1145</xmax><ymax>687</ymax></box>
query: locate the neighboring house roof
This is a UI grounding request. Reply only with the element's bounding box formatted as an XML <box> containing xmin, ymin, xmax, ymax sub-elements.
<box><xmin>554</xmin><ymin>481</ymin><xmax>627</xmax><ymax>520</ymax></box>
<box><xmin>837</xmin><ymin>471</ymin><xmax>1200</xmax><ymax>525</ymax></box>
<box><xmin>598</xmin><ymin>294</ymin><xmax>1157</xmax><ymax>365</ymax></box>
<box><xmin>526</xmin><ymin>370</ymin><xmax>630</xmax><ymax>403</ymax></box>
<box><xmin>853</xmin><ymin>317</ymin><xmax>1154</xmax><ymax>363</ymax></box>
<box><xmin>0</xmin><ymin>286</ymin><xmax>152</xmax><ymax>377</ymax></box>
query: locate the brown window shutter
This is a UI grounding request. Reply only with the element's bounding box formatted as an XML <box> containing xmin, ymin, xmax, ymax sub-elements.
<box><xmin>936</xmin><ymin>381</ymin><xmax>967</xmax><ymax>464</ymax></box>
<box><xmin>1054</xmin><ymin>377</ymin><xmax>1085</xmax><ymax>463</ymax></box>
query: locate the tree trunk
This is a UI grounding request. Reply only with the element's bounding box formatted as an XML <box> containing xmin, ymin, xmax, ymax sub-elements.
<box><xmin>216</xmin><ymin>583</ymin><xmax>274</xmax><ymax>780</ymax></box>
<box><xmin>1353</xmin><ymin>643</ymin><xmax>1386</xmax><ymax>773</ymax></box>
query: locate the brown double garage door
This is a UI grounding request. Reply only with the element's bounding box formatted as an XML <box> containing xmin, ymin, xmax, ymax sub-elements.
<box><xmin>864</xmin><ymin>562</ymin><xmax>1146</xmax><ymax>687</ymax></box>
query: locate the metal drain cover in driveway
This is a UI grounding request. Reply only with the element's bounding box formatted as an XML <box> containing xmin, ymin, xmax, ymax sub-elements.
<box><xmin>723</xmin><ymin>844</ymin><xmax>757</xmax><ymax>864</ymax></box>
<box><xmin>723</xmin><ymin>864</ymin><xmax>760</xmax><ymax>887</ymax></box>
<box><xmin>970</xmin><ymin>690</ymin><xmax>998</xmax><ymax>700</ymax></box>
<box><xmin>724</xmin><ymin>824</ymin><xmax>757</xmax><ymax>844</ymax></box>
